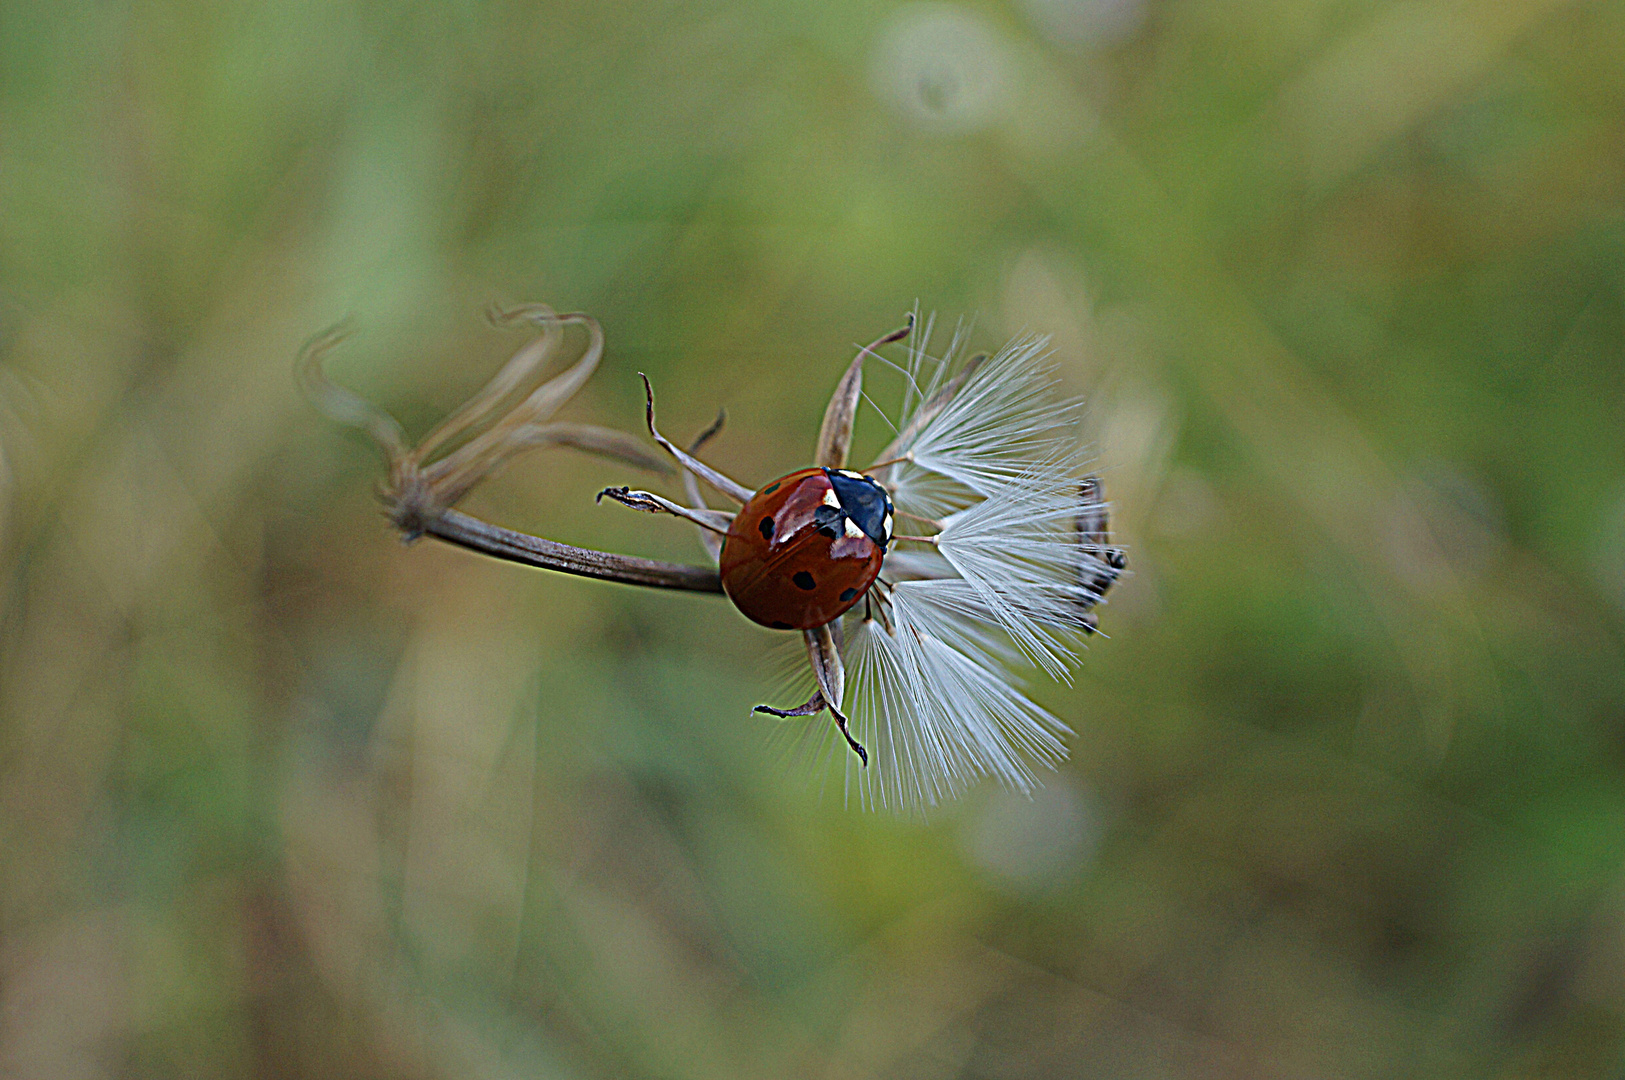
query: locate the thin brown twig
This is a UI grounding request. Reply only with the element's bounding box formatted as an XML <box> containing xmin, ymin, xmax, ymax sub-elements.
<box><xmin>420</xmin><ymin>507</ymin><xmax>723</xmax><ymax>593</ymax></box>
<box><xmin>301</xmin><ymin>318</ymin><xmax>726</xmax><ymax>594</ymax></box>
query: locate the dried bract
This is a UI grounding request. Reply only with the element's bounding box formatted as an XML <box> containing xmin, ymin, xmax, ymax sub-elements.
<box><xmin>299</xmin><ymin>306</ymin><xmax>721</xmax><ymax>592</ymax></box>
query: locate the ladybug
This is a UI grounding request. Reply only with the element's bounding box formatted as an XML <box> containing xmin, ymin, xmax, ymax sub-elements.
<box><xmin>720</xmin><ymin>467</ymin><xmax>894</xmax><ymax>630</ymax></box>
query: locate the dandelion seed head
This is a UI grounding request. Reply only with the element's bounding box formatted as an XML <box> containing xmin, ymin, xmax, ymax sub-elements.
<box><xmin>758</xmin><ymin>312</ymin><xmax>1117</xmax><ymax>812</ymax></box>
<box><xmin>312</xmin><ymin>298</ymin><xmax>1120</xmax><ymax>816</ymax></box>
<box><xmin>934</xmin><ymin>474</ymin><xmax>1101</xmax><ymax>679</ymax></box>
<box><xmin>889</xmin><ymin>335</ymin><xmax>1078</xmax><ymax>509</ymax></box>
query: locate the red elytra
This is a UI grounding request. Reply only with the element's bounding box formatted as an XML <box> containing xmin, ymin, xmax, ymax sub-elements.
<box><xmin>720</xmin><ymin>467</ymin><xmax>889</xmax><ymax>630</ymax></box>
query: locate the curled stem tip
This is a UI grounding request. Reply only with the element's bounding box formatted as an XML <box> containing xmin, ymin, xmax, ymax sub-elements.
<box><xmin>296</xmin><ymin>323</ymin><xmax>409</xmax><ymax>462</ymax></box>
<box><xmin>300</xmin><ymin>307</ymin><xmax>725</xmax><ymax>594</ymax></box>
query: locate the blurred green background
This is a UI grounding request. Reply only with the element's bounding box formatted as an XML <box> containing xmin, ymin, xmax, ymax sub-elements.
<box><xmin>4</xmin><ymin>0</ymin><xmax>1625</xmax><ymax>1076</ymax></box>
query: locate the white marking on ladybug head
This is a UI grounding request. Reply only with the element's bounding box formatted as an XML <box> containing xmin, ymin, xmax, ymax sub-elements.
<box><xmin>882</xmin><ymin>511</ymin><xmax>893</xmax><ymax>542</ymax></box>
<box><xmin>822</xmin><ymin>489</ymin><xmax>841</xmax><ymax>508</ymax></box>
<box><xmin>839</xmin><ymin>469</ymin><xmax>865</xmax><ymax>479</ymax></box>
<box><xmin>844</xmin><ymin>517</ymin><xmax>866</xmax><ymax>539</ymax></box>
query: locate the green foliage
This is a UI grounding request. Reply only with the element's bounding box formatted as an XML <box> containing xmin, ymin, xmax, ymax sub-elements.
<box><xmin>3</xmin><ymin>0</ymin><xmax>1624</xmax><ymax>1076</ymax></box>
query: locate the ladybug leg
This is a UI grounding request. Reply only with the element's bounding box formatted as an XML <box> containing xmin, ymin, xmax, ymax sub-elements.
<box><xmin>750</xmin><ymin>623</ymin><xmax>870</xmax><ymax>766</ymax></box>
<box><xmin>639</xmin><ymin>375</ymin><xmax>755</xmax><ymax>504</ymax></box>
<box><xmin>805</xmin><ymin>624</ymin><xmax>867</xmax><ymax>766</ymax></box>
<box><xmin>754</xmin><ymin>692</ymin><xmax>829</xmax><ymax>720</ymax></box>
<box><xmin>753</xmin><ymin>693</ymin><xmax>868</xmax><ymax>765</ymax></box>
<box><xmin>595</xmin><ymin>487</ymin><xmax>733</xmax><ymax>534</ymax></box>
<box><xmin>864</xmin><ymin>579</ymin><xmax>897</xmax><ymax>636</ymax></box>
<box><xmin>682</xmin><ymin>413</ymin><xmax>728</xmax><ymax>563</ymax></box>
<box><xmin>827</xmin><ymin>704</ymin><xmax>867</xmax><ymax>766</ymax></box>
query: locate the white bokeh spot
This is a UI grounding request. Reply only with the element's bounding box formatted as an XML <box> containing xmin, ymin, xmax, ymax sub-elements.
<box><xmin>963</xmin><ymin>776</ymin><xmax>1101</xmax><ymax>889</ymax></box>
<box><xmin>870</xmin><ymin>4</ymin><xmax>1014</xmax><ymax>135</ymax></box>
<box><xmin>1017</xmin><ymin>0</ymin><xmax>1147</xmax><ymax>50</ymax></box>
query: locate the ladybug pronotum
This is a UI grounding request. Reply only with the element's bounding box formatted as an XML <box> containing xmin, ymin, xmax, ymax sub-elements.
<box><xmin>719</xmin><ymin>467</ymin><xmax>894</xmax><ymax>630</ymax></box>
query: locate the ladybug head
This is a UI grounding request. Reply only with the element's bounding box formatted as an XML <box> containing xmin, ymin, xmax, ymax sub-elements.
<box><xmin>823</xmin><ymin>468</ymin><xmax>894</xmax><ymax>551</ymax></box>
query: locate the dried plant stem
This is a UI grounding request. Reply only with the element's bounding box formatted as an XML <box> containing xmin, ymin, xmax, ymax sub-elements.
<box><xmin>420</xmin><ymin>507</ymin><xmax>723</xmax><ymax>593</ymax></box>
<box><xmin>301</xmin><ymin>316</ymin><xmax>726</xmax><ymax>595</ymax></box>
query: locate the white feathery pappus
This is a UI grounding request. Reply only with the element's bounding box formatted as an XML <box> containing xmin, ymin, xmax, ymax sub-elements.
<box><xmin>614</xmin><ymin>311</ymin><xmax>1126</xmax><ymax>811</ymax></box>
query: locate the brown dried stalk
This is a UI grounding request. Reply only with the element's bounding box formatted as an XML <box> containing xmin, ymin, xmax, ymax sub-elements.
<box><xmin>298</xmin><ymin>306</ymin><xmax>724</xmax><ymax>594</ymax></box>
<box><xmin>423</xmin><ymin>508</ymin><xmax>722</xmax><ymax>592</ymax></box>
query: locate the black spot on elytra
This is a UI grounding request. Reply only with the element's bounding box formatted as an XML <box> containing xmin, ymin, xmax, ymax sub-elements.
<box><xmin>770</xmin><ymin>620</ymin><xmax>792</xmax><ymax>630</ymax></box>
<box><xmin>759</xmin><ymin>517</ymin><xmax>774</xmax><ymax>540</ymax></box>
<box><xmin>839</xmin><ymin>587</ymin><xmax>858</xmax><ymax>602</ymax></box>
<box><xmin>762</xmin><ymin>481</ymin><xmax>781</xmax><ymax>494</ymax></box>
<box><xmin>792</xmin><ymin>571</ymin><xmax>816</xmax><ymax>591</ymax></box>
